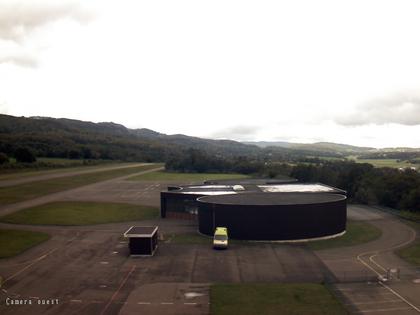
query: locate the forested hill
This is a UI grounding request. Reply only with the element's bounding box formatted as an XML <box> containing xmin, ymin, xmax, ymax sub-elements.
<box><xmin>0</xmin><ymin>114</ymin><xmax>260</xmax><ymax>161</ymax></box>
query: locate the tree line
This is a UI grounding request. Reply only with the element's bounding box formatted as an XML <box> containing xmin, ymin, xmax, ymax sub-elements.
<box><xmin>166</xmin><ymin>150</ymin><xmax>420</xmax><ymax>213</ymax></box>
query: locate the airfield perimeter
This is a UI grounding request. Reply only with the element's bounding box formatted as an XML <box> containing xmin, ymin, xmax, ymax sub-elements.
<box><xmin>0</xmin><ymin>164</ymin><xmax>419</xmax><ymax>315</ymax></box>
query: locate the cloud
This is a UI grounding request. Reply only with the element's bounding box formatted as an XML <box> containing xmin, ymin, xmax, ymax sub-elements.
<box><xmin>0</xmin><ymin>0</ymin><xmax>93</xmax><ymax>42</ymax></box>
<box><xmin>0</xmin><ymin>0</ymin><xmax>93</xmax><ymax>67</ymax></box>
<box><xmin>210</xmin><ymin>125</ymin><xmax>261</xmax><ymax>140</ymax></box>
<box><xmin>335</xmin><ymin>92</ymin><xmax>420</xmax><ymax>126</ymax></box>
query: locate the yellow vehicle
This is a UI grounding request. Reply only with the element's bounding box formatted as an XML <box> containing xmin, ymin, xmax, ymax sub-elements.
<box><xmin>213</xmin><ymin>227</ymin><xmax>228</xmax><ymax>249</ymax></box>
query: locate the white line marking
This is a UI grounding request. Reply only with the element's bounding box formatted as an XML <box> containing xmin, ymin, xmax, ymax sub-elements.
<box><xmin>161</xmin><ymin>302</ymin><xmax>174</xmax><ymax>305</ymax></box>
<box><xmin>29</xmin><ymin>296</ymin><xmax>40</xmax><ymax>299</ymax></box>
<box><xmin>379</xmin><ymin>282</ymin><xmax>420</xmax><ymax>313</ymax></box>
<box><xmin>138</xmin><ymin>302</ymin><xmax>151</xmax><ymax>305</ymax></box>
<box><xmin>357</xmin><ymin>307</ymin><xmax>412</xmax><ymax>313</ymax></box>
<box><xmin>70</xmin><ymin>299</ymin><xmax>82</xmax><ymax>303</ymax></box>
<box><xmin>184</xmin><ymin>302</ymin><xmax>197</xmax><ymax>305</ymax></box>
<box><xmin>3</xmin><ymin>248</ymin><xmax>58</xmax><ymax>285</ymax></box>
<box><xmin>369</xmin><ymin>255</ymin><xmax>387</xmax><ymax>273</ymax></box>
<box><xmin>345</xmin><ymin>299</ymin><xmax>402</xmax><ymax>305</ymax></box>
<box><xmin>100</xmin><ymin>261</ymin><xmax>109</xmax><ymax>265</ymax></box>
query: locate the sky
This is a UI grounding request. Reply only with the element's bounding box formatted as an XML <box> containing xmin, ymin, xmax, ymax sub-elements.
<box><xmin>1</xmin><ymin>0</ymin><xmax>420</xmax><ymax>148</ymax></box>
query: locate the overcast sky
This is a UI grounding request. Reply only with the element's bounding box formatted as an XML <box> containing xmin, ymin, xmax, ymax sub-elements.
<box><xmin>1</xmin><ymin>0</ymin><xmax>420</xmax><ymax>148</ymax></box>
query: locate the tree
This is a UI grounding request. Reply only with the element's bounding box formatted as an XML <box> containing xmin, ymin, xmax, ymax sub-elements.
<box><xmin>0</xmin><ymin>152</ymin><xmax>9</xmax><ymax>164</ymax></box>
<box><xmin>14</xmin><ymin>147</ymin><xmax>36</xmax><ymax>163</ymax></box>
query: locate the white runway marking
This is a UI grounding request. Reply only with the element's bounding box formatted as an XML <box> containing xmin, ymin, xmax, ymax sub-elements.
<box><xmin>379</xmin><ymin>282</ymin><xmax>420</xmax><ymax>313</ymax></box>
<box><xmin>137</xmin><ymin>302</ymin><xmax>151</xmax><ymax>305</ymax></box>
<box><xmin>346</xmin><ymin>299</ymin><xmax>402</xmax><ymax>305</ymax></box>
<box><xmin>161</xmin><ymin>302</ymin><xmax>174</xmax><ymax>305</ymax></box>
<box><xmin>357</xmin><ymin>307</ymin><xmax>413</xmax><ymax>313</ymax></box>
<box><xmin>70</xmin><ymin>299</ymin><xmax>82</xmax><ymax>303</ymax></box>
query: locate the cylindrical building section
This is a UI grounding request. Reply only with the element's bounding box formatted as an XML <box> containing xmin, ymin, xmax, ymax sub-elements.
<box><xmin>197</xmin><ymin>192</ymin><xmax>346</xmax><ymax>241</ymax></box>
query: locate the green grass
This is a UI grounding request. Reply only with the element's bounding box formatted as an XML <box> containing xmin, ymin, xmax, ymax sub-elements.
<box><xmin>128</xmin><ymin>170</ymin><xmax>250</xmax><ymax>181</ymax></box>
<box><xmin>0</xmin><ymin>201</ymin><xmax>159</xmax><ymax>225</ymax></box>
<box><xmin>0</xmin><ymin>163</ymin><xmax>161</xmax><ymax>205</ymax></box>
<box><xmin>0</xmin><ymin>161</ymin><xmax>130</xmax><ymax>181</ymax></box>
<box><xmin>354</xmin><ymin>158</ymin><xmax>412</xmax><ymax>168</ymax></box>
<box><xmin>0</xmin><ymin>158</ymin><xmax>119</xmax><ymax>178</ymax></box>
<box><xmin>210</xmin><ymin>283</ymin><xmax>348</xmax><ymax>315</ymax></box>
<box><xmin>308</xmin><ymin>221</ymin><xmax>382</xmax><ymax>250</ymax></box>
<box><xmin>397</xmin><ymin>242</ymin><xmax>420</xmax><ymax>266</ymax></box>
<box><xmin>0</xmin><ymin>229</ymin><xmax>50</xmax><ymax>258</ymax></box>
<box><xmin>397</xmin><ymin>210</ymin><xmax>420</xmax><ymax>221</ymax></box>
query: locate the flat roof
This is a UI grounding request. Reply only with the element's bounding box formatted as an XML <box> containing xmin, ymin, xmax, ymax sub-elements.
<box><xmin>198</xmin><ymin>192</ymin><xmax>346</xmax><ymax>206</ymax></box>
<box><xmin>204</xmin><ymin>178</ymin><xmax>297</xmax><ymax>185</ymax></box>
<box><xmin>178</xmin><ymin>191</ymin><xmax>237</xmax><ymax>195</ymax></box>
<box><xmin>164</xmin><ymin>182</ymin><xmax>345</xmax><ymax>195</ymax></box>
<box><xmin>258</xmin><ymin>184</ymin><xmax>336</xmax><ymax>193</ymax></box>
<box><xmin>124</xmin><ymin>226</ymin><xmax>158</xmax><ymax>237</ymax></box>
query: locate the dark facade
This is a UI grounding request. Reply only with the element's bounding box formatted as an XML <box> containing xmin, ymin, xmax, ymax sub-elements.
<box><xmin>160</xmin><ymin>182</ymin><xmax>346</xmax><ymax>218</ymax></box>
<box><xmin>124</xmin><ymin>226</ymin><xmax>158</xmax><ymax>256</ymax></box>
<box><xmin>197</xmin><ymin>193</ymin><xmax>347</xmax><ymax>241</ymax></box>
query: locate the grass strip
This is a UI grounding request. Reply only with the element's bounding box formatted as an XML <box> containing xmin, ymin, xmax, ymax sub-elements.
<box><xmin>0</xmin><ymin>201</ymin><xmax>159</xmax><ymax>225</ymax></box>
<box><xmin>0</xmin><ymin>163</ymin><xmax>161</xmax><ymax>205</ymax></box>
<box><xmin>0</xmin><ymin>229</ymin><xmax>50</xmax><ymax>258</ymax></box>
<box><xmin>309</xmin><ymin>221</ymin><xmax>382</xmax><ymax>251</ymax></box>
<box><xmin>210</xmin><ymin>283</ymin><xmax>348</xmax><ymax>315</ymax></box>
<box><xmin>127</xmin><ymin>170</ymin><xmax>249</xmax><ymax>181</ymax></box>
<box><xmin>397</xmin><ymin>242</ymin><xmax>420</xmax><ymax>266</ymax></box>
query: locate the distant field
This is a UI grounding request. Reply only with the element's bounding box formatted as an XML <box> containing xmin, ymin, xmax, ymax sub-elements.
<box><xmin>308</xmin><ymin>221</ymin><xmax>382</xmax><ymax>250</ymax></box>
<box><xmin>354</xmin><ymin>158</ymin><xmax>413</xmax><ymax>168</ymax></box>
<box><xmin>0</xmin><ymin>159</ymin><xmax>119</xmax><ymax>181</ymax></box>
<box><xmin>0</xmin><ymin>162</ymin><xmax>132</xmax><ymax>181</ymax></box>
<box><xmin>397</xmin><ymin>242</ymin><xmax>420</xmax><ymax>266</ymax></box>
<box><xmin>210</xmin><ymin>283</ymin><xmax>347</xmax><ymax>315</ymax></box>
<box><xmin>128</xmin><ymin>170</ymin><xmax>250</xmax><ymax>181</ymax></box>
<box><xmin>0</xmin><ymin>229</ymin><xmax>50</xmax><ymax>258</ymax></box>
<box><xmin>0</xmin><ymin>163</ymin><xmax>161</xmax><ymax>205</ymax></box>
<box><xmin>0</xmin><ymin>201</ymin><xmax>159</xmax><ymax>225</ymax></box>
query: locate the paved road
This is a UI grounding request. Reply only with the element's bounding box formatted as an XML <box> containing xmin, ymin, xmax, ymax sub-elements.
<box><xmin>0</xmin><ymin>163</ymin><xmax>150</xmax><ymax>188</ymax></box>
<box><xmin>0</xmin><ymin>222</ymin><xmax>331</xmax><ymax>315</ymax></box>
<box><xmin>317</xmin><ymin>205</ymin><xmax>420</xmax><ymax>314</ymax></box>
<box><xmin>1</xmin><ymin>174</ymin><xmax>419</xmax><ymax>315</ymax></box>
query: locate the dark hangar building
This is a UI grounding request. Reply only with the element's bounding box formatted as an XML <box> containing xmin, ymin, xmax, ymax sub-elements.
<box><xmin>160</xmin><ymin>179</ymin><xmax>347</xmax><ymax>241</ymax></box>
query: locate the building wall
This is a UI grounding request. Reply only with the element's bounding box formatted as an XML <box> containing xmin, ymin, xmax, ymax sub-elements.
<box><xmin>197</xmin><ymin>198</ymin><xmax>346</xmax><ymax>240</ymax></box>
<box><xmin>160</xmin><ymin>192</ymin><xmax>203</xmax><ymax>218</ymax></box>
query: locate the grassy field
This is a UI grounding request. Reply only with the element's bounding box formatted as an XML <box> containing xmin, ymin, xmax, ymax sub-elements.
<box><xmin>128</xmin><ymin>170</ymin><xmax>249</xmax><ymax>181</ymax></box>
<box><xmin>0</xmin><ymin>161</ymin><xmax>133</xmax><ymax>181</ymax></box>
<box><xmin>0</xmin><ymin>158</ymin><xmax>119</xmax><ymax>179</ymax></box>
<box><xmin>308</xmin><ymin>221</ymin><xmax>382</xmax><ymax>250</ymax></box>
<box><xmin>0</xmin><ymin>229</ymin><xmax>50</xmax><ymax>258</ymax></box>
<box><xmin>210</xmin><ymin>283</ymin><xmax>347</xmax><ymax>315</ymax></box>
<box><xmin>354</xmin><ymin>158</ymin><xmax>413</xmax><ymax>168</ymax></box>
<box><xmin>0</xmin><ymin>163</ymin><xmax>161</xmax><ymax>205</ymax></box>
<box><xmin>397</xmin><ymin>242</ymin><xmax>420</xmax><ymax>266</ymax></box>
<box><xmin>0</xmin><ymin>201</ymin><xmax>159</xmax><ymax>225</ymax></box>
